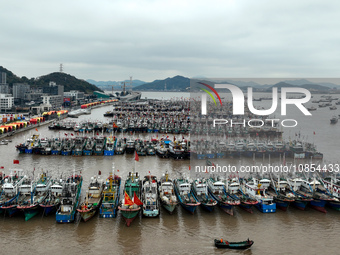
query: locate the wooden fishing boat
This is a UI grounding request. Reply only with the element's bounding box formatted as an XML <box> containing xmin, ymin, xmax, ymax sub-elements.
<box><xmin>214</xmin><ymin>239</ymin><xmax>254</xmax><ymax>249</ymax></box>
<box><xmin>77</xmin><ymin>174</ymin><xmax>104</xmax><ymax>222</ymax></box>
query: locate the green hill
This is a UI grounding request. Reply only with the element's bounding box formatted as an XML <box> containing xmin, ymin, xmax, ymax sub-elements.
<box><xmin>0</xmin><ymin>66</ymin><xmax>102</xmax><ymax>94</ymax></box>
<box><xmin>133</xmin><ymin>75</ymin><xmax>190</xmax><ymax>91</ymax></box>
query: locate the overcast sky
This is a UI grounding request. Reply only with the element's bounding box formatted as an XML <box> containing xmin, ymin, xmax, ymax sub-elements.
<box><xmin>1</xmin><ymin>0</ymin><xmax>340</xmax><ymax>82</ymax></box>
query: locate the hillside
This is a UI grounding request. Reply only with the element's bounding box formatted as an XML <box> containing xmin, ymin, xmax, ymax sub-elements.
<box><xmin>0</xmin><ymin>66</ymin><xmax>102</xmax><ymax>94</ymax></box>
<box><xmin>35</xmin><ymin>72</ymin><xmax>103</xmax><ymax>93</ymax></box>
<box><xmin>133</xmin><ymin>75</ymin><xmax>190</xmax><ymax>91</ymax></box>
<box><xmin>267</xmin><ymin>81</ymin><xmax>331</xmax><ymax>92</ymax></box>
<box><xmin>87</xmin><ymin>79</ymin><xmax>146</xmax><ymax>91</ymax></box>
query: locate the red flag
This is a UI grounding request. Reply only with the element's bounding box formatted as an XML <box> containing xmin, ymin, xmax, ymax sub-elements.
<box><xmin>133</xmin><ymin>192</ymin><xmax>143</xmax><ymax>206</ymax></box>
<box><xmin>13</xmin><ymin>160</ymin><xmax>19</xmax><ymax>164</ymax></box>
<box><xmin>117</xmin><ymin>169</ymin><xmax>119</xmax><ymax>172</ymax></box>
<box><xmin>35</xmin><ymin>128</ymin><xmax>38</xmax><ymax>132</ymax></box>
<box><xmin>135</xmin><ymin>151</ymin><xmax>139</xmax><ymax>162</ymax></box>
<box><xmin>65</xmin><ymin>133</ymin><xmax>68</xmax><ymax>136</ymax></box>
<box><xmin>71</xmin><ymin>133</ymin><xmax>74</xmax><ymax>136</ymax></box>
<box><xmin>98</xmin><ymin>170</ymin><xmax>101</xmax><ymax>175</ymax></box>
<box><xmin>0</xmin><ymin>166</ymin><xmax>4</xmax><ymax>169</ymax></box>
<box><xmin>313</xmin><ymin>131</ymin><xmax>315</xmax><ymax>135</ymax></box>
<box><xmin>189</xmin><ymin>165</ymin><xmax>191</xmax><ymax>171</ymax></box>
<box><xmin>124</xmin><ymin>191</ymin><xmax>134</xmax><ymax>206</ymax></box>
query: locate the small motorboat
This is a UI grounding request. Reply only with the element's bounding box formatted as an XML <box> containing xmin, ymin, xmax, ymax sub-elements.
<box><xmin>214</xmin><ymin>238</ymin><xmax>254</xmax><ymax>249</ymax></box>
<box><xmin>0</xmin><ymin>140</ymin><xmax>8</xmax><ymax>145</ymax></box>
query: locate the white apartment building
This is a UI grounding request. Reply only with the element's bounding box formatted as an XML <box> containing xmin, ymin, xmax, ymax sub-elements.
<box><xmin>0</xmin><ymin>94</ymin><xmax>14</xmax><ymax>111</ymax></box>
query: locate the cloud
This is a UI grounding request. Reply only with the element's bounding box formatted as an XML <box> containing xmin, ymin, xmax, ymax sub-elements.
<box><xmin>1</xmin><ymin>0</ymin><xmax>340</xmax><ymax>81</ymax></box>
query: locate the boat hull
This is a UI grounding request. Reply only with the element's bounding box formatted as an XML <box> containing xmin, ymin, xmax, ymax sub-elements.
<box><xmin>292</xmin><ymin>200</ymin><xmax>309</xmax><ymax>210</ymax></box>
<box><xmin>309</xmin><ymin>199</ymin><xmax>327</xmax><ymax>213</ymax></box>
<box><xmin>161</xmin><ymin>203</ymin><xmax>177</xmax><ymax>214</ymax></box>
<box><xmin>40</xmin><ymin>204</ymin><xmax>60</xmax><ymax>216</ymax></box>
<box><xmin>255</xmin><ymin>202</ymin><xmax>276</xmax><ymax>213</ymax></box>
<box><xmin>118</xmin><ymin>207</ymin><xmax>140</xmax><ymax>226</ymax></box>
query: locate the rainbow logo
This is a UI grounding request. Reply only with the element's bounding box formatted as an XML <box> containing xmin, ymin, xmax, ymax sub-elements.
<box><xmin>198</xmin><ymin>82</ymin><xmax>223</xmax><ymax>106</ymax></box>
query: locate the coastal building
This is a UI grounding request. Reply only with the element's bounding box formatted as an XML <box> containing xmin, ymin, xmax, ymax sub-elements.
<box><xmin>13</xmin><ymin>83</ymin><xmax>31</xmax><ymax>104</ymax></box>
<box><xmin>41</xmin><ymin>95</ymin><xmax>62</xmax><ymax>110</ymax></box>
<box><xmin>64</xmin><ymin>90</ymin><xmax>85</xmax><ymax>101</ymax></box>
<box><xmin>43</xmin><ymin>81</ymin><xmax>64</xmax><ymax>106</ymax></box>
<box><xmin>0</xmin><ymin>72</ymin><xmax>9</xmax><ymax>94</ymax></box>
<box><xmin>0</xmin><ymin>94</ymin><xmax>14</xmax><ymax>112</ymax></box>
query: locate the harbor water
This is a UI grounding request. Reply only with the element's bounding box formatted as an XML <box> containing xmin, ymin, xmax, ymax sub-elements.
<box><xmin>0</xmin><ymin>92</ymin><xmax>340</xmax><ymax>255</ymax></box>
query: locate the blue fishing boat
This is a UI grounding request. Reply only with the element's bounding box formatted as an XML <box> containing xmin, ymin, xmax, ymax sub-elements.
<box><xmin>192</xmin><ymin>179</ymin><xmax>217</xmax><ymax>212</ymax></box>
<box><xmin>61</xmin><ymin>138</ymin><xmax>74</xmax><ymax>156</ymax></box>
<box><xmin>287</xmin><ymin>177</ymin><xmax>312</xmax><ymax>210</ymax></box>
<box><xmin>40</xmin><ymin>178</ymin><xmax>63</xmax><ymax>216</ymax></box>
<box><xmin>72</xmin><ymin>137</ymin><xmax>86</xmax><ymax>156</ymax></box>
<box><xmin>100</xmin><ymin>171</ymin><xmax>121</xmax><ymax>218</ymax></box>
<box><xmin>56</xmin><ymin>174</ymin><xmax>82</xmax><ymax>223</ymax></box>
<box><xmin>173</xmin><ymin>177</ymin><xmax>200</xmax><ymax>214</ymax></box>
<box><xmin>83</xmin><ymin>137</ymin><xmax>95</xmax><ymax>156</ymax></box>
<box><xmin>323</xmin><ymin>177</ymin><xmax>340</xmax><ymax>210</ymax></box>
<box><xmin>0</xmin><ymin>170</ymin><xmax>25</xmax><ymax>211</ymax></box>
<box><xmin>93</xmin><ymin>136</ymin><xmax>106</xmax><ymax>156</ymax></box>
<box><xmin>103</xmin><ymin>136</ymin><xmax>115</xmax><ymax>156</ymax></box>
<box><xmin>244</xmin><ymin>178</ymin><xmax>276</xmax><ymax>213</ymax></box>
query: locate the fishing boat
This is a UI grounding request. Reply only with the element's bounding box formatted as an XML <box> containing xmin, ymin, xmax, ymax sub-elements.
<box><xmin>51</xmin><ymin>138</ymin><xmax>63</xmax><ymax>155</ymax></box>
<box><xmin>17</xmin><ymin>173</ymin><xmax>52</xmax><ymax>220</ymax></box>
<box><xmin>267</xmin><ymin>176</ymin><xmax>295</xmax><ymax>211</ymax></box>
<box><xmin>40</xmin><ymin>177</ymin><xmax>63</xmax><ymax>216</ymax></box>
<box><xmin>103</xmin><ymin>136</ymin><xmax>115</xmax><ymax>156</ymax></box>
<box><xmin>125</xmin><ymin>138</ymin><xmax>135</xmax><ymax>154</ymax></box>
<box><xmin>300</xmin><ymin>177</ymin><xmax>334</xmax><ymax>213</ymax></box>
<box><xmin>158</xmin><ymin>172</ymin><xmax>178</xmax><ymax>214</ymax></box>
<box><xmin>207</xmin><ymin>177</ymin><xmax>240</xmax><ymax>215</ymax></box>
<box><xmin>0</xmin><ymin>170</ymin><xmax>25</xmax><ymax>212</ymax></box>
<box><xmin>93</xmin><ymin>136</ymin><xmax>106</xmax><ymax>156</ymax></box>
<box><xmin>118</xmin><ymin>171</ymin><xmax>142</xmax><ymax>226</ymax></box>
<box><xmin>214</xmin><ymin>239</ymin><xmax>254</xmax><ymax>250</ymax></box>
<box><xmin>244</xmin><ymin>178</ymin><xmax>276</xmax><ymax>213</ymax></box>
<box><xmin>83</xmin><ymin>137</ymin><xmax>95</xmax><ymax>156</ymax></box>
<box><xmin>287</xmin><ymin>177</ymin><xmax>313</xmax><ymax>210</ymax></box>
<box><xmin>100</xmin><ymin>170</ymin><xmax>121</xmax><ymax>218</ymax></box>
<box><xmin>227</xmin><ymin>178</ymin><xmax>258</xmax><ymax>213</ymax></box>
<box><xmin>72</xmin><ymin>137</ymin><xmax>86</xmax><ymax>156</ymax></box>
<box><xmin>168</xmin><ymin>141</ymin><xmax>186</xmax><ymax>159</ymax></box>
<box><xmin>141</xmin><ymin>175</ymin><xmax>160</xmax><ymax>217</ymax></box>
<box><xmin>323</xmin><ymin>176</ymin><xmax>340</xmax><ymax>210</ymax></box>
<box><xmin>115</xmin><ymin>138</ymin><xmax>126</xmax><ymax>155</ymax></box>
<box><xmin>173</xmin><ymin>177</ymin><xmax>200</xmax><ymax>214</ymax></box>
<box><xmin>5</xmin><ymin>175</ymin><xmax>35</xmax><ymax>217</ymax></box>
<box><xmin>192</xmin><ymin>178</ymin><xmax>217</xmax><ymax>212</ymax></box>
<box><xmin>61</xmin><ymin>138</ymin><xmax>74</xmax><ymax>156</ymax></box>
<box><xmin>77</xmin><ymin>174</ymin><xmax>104</xmax><ymax>222</ymax></box>
<box><xmin>56</xmin><ymin>174</ymin><xmax>83</xmax><ymax>223</ymax></box>
<box><xmin>155</xmin><ymin>140</ymin><xmax>169</xmax><ymax>158</ymax></box>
